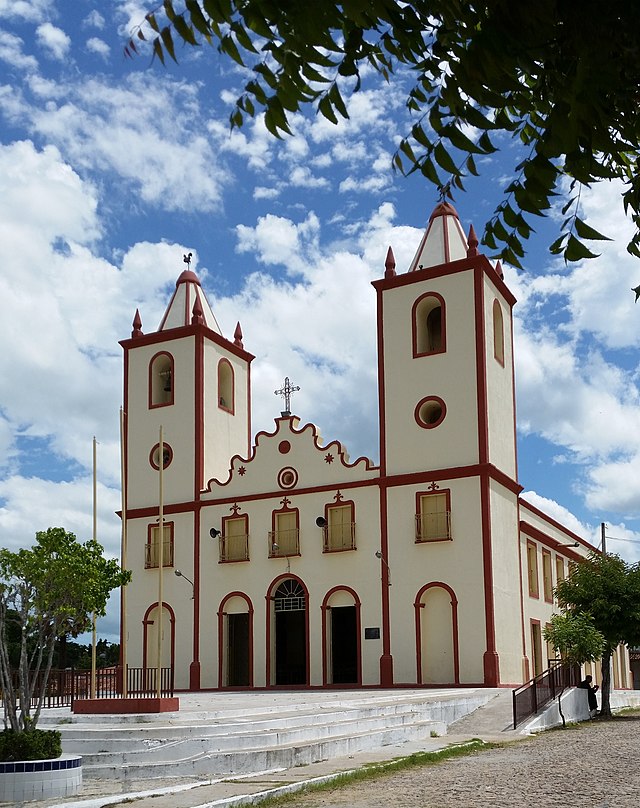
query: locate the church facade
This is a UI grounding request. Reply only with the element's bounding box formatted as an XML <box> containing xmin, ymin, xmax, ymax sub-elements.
<box><xmin>119</xmin><ymin>202</ymin><xmax>629</xmax><ymax>691</ymax></box>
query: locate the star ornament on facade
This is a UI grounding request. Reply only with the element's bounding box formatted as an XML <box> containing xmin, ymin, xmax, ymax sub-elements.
<box><xmin>324</xmin><ymin>453</ymin><xmax>334</xmax><ymax>464</ymax></box>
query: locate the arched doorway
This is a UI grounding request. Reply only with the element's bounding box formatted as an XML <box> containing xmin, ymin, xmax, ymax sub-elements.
<box><xmin>268</xmin><ymin>577</ymin><xmax>308</xmax><ymax>686</ymax></box>
<box><xmin>142</xmin><ymin>602</ymin><xmax>175</xmax><ymax>678</ymax></box>
<box><xmin>414</xmin><ymin>583</ymin><xmax>459</xmax><ymax>685</ymax></box>
<box><xmin>218</xmin><ymin>592</ymin><xmax>253</xmax><ymax>688</ymax></box>
<box><xmin>322</xmin><ymin>587</ymin><xmax>361</xmax><ymax>685</ymax></box>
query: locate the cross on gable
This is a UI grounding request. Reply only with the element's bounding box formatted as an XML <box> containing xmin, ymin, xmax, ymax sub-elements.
<box><xmin>274</xmin><ymin>376</ymin><xmax>300</xmax><ymax>416</ymax></box>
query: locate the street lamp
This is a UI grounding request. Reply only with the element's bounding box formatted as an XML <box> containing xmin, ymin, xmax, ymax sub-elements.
<box><xmin>174</xmin><ymin>569</ymin><xmax>194</xmax><ymax>599</ymax></box>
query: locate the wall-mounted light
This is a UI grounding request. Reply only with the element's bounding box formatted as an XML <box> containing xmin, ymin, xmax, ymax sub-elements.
<box><xmin>316</xmin><ymin>517</ymin><xmax>327</xmax><ymax>528</ymax></box>
<box><xmin>174</xmin><ymin>568</ymin><xmax>194</xmax><ymax>599</ymax></box>
<box><xmin>375</xmin><ymin>551</ymin><xmax>392</xmax><ymax>586</ymax></box>
<box><xmin>209</xmin><ymin>528</ymin><xmax>221</xmax><ymax>539</ymax></box>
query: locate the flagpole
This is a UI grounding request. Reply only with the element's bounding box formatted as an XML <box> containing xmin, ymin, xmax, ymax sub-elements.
<box><xmin>90</xmin><ymin>436</ymin><xmax>97</xmax><ymax>700</ymax></box>
<box><xmin>156</xmin><ymin>426</ymin><xmax>164</xmax><ymax>699</ymax></box>
<box><xmin>120</xmin><ymin>408</ymin><xmax>128</xmax><ymax>698</ymax></box>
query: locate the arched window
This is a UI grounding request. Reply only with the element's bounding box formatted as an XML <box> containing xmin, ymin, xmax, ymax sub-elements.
<box><xmin>413</xmin><ymin>293</ymin><xmax>446</xmax><ymax>357</ymax></box>
<box><xmin>218</xmin><ymin>358</ymin><xmax>234</xmax><ymax>413</ymax></box>
<box><xmin>149</xmin><ymin>352</ymin><xmax>174</xmax><ymax>408</ymax></box>
<box><xmin>493</xmin><ymin>299</ymin><xmax>504</xmax><ymax>365</ymax></box>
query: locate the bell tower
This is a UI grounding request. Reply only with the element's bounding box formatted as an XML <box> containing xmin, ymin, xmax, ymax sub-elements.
<box><xmin>120</xmin><ymin>266</ymin><xmax>253</xmax><ymax>511</ymax></box>
<box><xmin>374</xmin><ymin>202</ymin><xmax>522</xmax><ymax>687</ymax></box>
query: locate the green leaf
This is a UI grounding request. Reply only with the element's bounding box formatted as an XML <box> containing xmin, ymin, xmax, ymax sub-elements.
<box><xmin>186</xmin><ymin>0</ymin><xmax>211</xmax><ymax>37</ymax></box>
<box><xmin>565</xmin><ymin>235</ymin><xmax>600</xmax><ymax>262</ymax></box>
<box><xmin>160</xmin><ymin>26</ymin><xmax>177</xmax><ymax>62</ymax></box>
<box><xmin>328</xmin><ymin>83</ymin><xmax>349</xmax><ymax>119</ymax></box>
<box><xmin>173</xmin><ymin>15</ymin><xmax>198</xmax><ymax>46</ymax></box>
<box><xmin>318</xmin><ymin>93</ymin><xmax>338</xmax><ymax>125</ymax></box>
<box><xmin>574</xmin><ymin>217</ymin><xmax>612</xmax><ymax>241</ymax></box>
<box><xmin>434</xmin><ymin>142</ymin><xmax>459</xmax><ymax>175</ymax></box>
<box><xmin>220</xmin><ymin>34</ymin><xmax>244</xmax><ymax>66</ymax></box>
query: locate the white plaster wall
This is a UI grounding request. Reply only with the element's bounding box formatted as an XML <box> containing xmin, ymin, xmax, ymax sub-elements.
<box><xmin>202</xmin><ymin>339</ymin><xmax>250</xmax><ymax>487</ymax></box>
<box><xmin>123</xmin><ymin>511</ymin><xmax>196</xmax><ymax>689</ymax></box>
<box><xmin>125</xmin><ymin>336</ymin><xmax>196</xmax><ymax>509</ymax></box>
<box><xmin>199</xmin><ymin>468</ymin><xmax>383</xmax><ymax>688</ymax></box>
<box><xmin>489</xmin><ymin>482</ymin><xmax>525</xmax><ymax>685</ymax></box>
<box><xmin>382</xmin><ymin>272</ymin><xmax>479</xmax><ymax>475</ymax></box>
<box><xmin>483</xmin><ymin>275</ymin><xmax>517</xmax><ymax>478</ymax></box>
<box><xmin>387</xmin><ymin>477</ymin><xmax>486</xmax><ymax>685</ymax></box>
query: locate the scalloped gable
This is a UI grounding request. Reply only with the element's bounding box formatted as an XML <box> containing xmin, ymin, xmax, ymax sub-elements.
<box><xmin>203</xmin><ymin>416</ymin><xmax>378</xmax><ymax>496</ymax></box>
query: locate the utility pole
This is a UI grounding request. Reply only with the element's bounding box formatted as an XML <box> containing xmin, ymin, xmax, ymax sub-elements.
<box><xmin>601</xmin><ymin>522</ymin><xmax>607</xmax><ymax>557</ymax></box>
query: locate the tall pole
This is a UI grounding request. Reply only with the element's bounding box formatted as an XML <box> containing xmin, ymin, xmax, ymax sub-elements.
<box><xmin>90</xmin><ymin>437</ymin><xmax>97</xmax><ymax>700</ymax></box>
<box><xmin>601</xmin><ymin>522</ymin><xmax>607</xmax><ymax>557</ymax></box>
<box><xmin>156</xmin><ymin>426</ymin><xmax>165</xmax><ymax>699</ymax></box>
<box><xmin>120</xmin><ymin>408</ymin><xmax>128</xmax><ymax>698</ymax></box>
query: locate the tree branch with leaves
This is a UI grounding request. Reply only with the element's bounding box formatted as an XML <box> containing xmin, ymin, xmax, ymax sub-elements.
<box><xmin>0</xmin><ymin>528</ymin><xmax>131</xmax><ymax>736</ymax></box>
<box><xmin>127</xmin><ymin>0</ymin><xmax>640</xmax><ymax>282</ymax></box>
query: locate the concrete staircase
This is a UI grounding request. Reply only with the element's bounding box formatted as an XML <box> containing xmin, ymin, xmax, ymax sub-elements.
<box><xmin>39</xmin><ymin>690</ymin><xmax>496</xmax><ymax>783</ymax></box>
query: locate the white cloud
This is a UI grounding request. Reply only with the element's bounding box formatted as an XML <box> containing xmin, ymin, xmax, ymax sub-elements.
<box><xmin>521</xmin><ymin>491</ymin><xmax>590</xmax><ymax>541</ymax></box>
<box><xmin>83</xmin><ymin>10</ymin><xmax>105</xmax><ymax>29</ymax></box>
<box><xmin>86</xmin><ymin>37</ymin><xmax>110</xmax><ymax>60</ymax></box>
<box><xmin>0</xmin><ymin>30</ymin><xmax>38</xmax><ymax>71</ymax></box>
<box><xmin>36</xmin><ymin>22</ymin><xmax>71</xmax><ymax>61</ymax></box>
<box><xmin>3</xmin><ymin>74</ymin><xmax>231</xmax><ymax>212</ymax></box>
<box><xmin>0</xmin><ymin>0</ymin><xmax>53</xmax><ymax>21</ymax></box>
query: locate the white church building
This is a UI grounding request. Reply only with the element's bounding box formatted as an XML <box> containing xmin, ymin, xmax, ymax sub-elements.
<box><xmin>119</xmin><ymin>201</ymin><xmax>631</xmax><ymax>691</ymax></box>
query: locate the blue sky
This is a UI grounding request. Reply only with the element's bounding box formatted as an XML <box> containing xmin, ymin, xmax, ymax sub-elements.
<box><xmin>2</xmin><ymin>1</ymin><xmax>640</xmax><ymax>641</ymax></box>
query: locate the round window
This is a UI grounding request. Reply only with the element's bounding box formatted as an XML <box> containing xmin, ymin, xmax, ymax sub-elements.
<box><xmin>415</xmin><ymin>396</ymin><xmax>446</xmax><ymax>429</ymax></box>
<box><xmin>150</xmin><ymin>443</ymin><xmax>173</xmax><ymax>470</ymax></box>
<box><xmin>277</xmin><ymin>467</ymin><xmax>298</xmax><ymax>489</ymax></box>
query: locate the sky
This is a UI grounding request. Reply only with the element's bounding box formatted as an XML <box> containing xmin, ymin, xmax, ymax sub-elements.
<box><xmin>1</xmin><ymin>1</ymin><xmax>640</xmax><ymax>643</ymax></box>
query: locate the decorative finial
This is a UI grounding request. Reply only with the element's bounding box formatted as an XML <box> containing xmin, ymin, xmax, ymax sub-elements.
<box><xmin>274</xmin><ymin>376</ymin><xmax>300</xmax><ymax>417</ymax></box>
<box><xmin>384</xmin><ymin>246</ymin><xmax>396</xmax><ymax>279</ymax></box>
<box><xmin>495</xmin><ymin>260</ymin><xmax>504</xmax><ymax>279</ymax></box>
<box><xmin>191</xmin><ymin>296</ymin><xmax>204</xmax><ymax>325</ymax></box>
<box><xmin>437</xmin><ymin>182</ymin><xmax>451</xmax><ymax>202</ymax></box>
<box><xmin>183</xmin><ymin>252</ymin><xmax>193</xmax><ymax>268</ymax></box>
<box><xmin>131</xmin><ymin>308</ymin><xmax>143</xmax><ymax>338</ymax></box>
<box><xmin>467</xmin><ymin>224</ymin><xmax>479</xmax><ymax>257</ymax></box>
<box><xmin>234</xmin><ymin>322</ymin><xmax>244</xmax><ymax>349</ymax></box>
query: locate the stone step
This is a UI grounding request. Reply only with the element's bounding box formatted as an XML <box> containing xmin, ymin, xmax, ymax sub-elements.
<box><xmin>68</xmin><ymin>709</ymin><xmax>444</xmax><ymax>763</ymax></box>
<box><xmin>81</xmin><ymin>717</ymin><xmax>447</xmax><ymax>780</ymax></box>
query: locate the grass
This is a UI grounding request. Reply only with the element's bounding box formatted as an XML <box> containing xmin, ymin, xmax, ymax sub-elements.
<box><xmin>253</xmin><ymin>739</ymin><xmax>501</xmax><ymax>807</ymax></box>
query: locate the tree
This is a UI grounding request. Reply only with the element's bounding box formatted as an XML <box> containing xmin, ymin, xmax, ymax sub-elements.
<box><xmin>554</xmin><ymin>552</ymin><xmax>640</xmax><ymax>717</ymax></box>
<box><xmin>127</xmin><ymin>1</ymin><xmax>640</xmax><ymax>278</ymax></box>
<box><xmin>0</xmin><ymin>528</ymin><xmax>131</xmax><ymax>734</ymax></box>
<box><xmin>543</xmin><ymin>613</ymin><xmax>604</xmax><ymax>727</ymax></box>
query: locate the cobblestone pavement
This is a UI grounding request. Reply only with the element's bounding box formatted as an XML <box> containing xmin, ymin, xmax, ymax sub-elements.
<box><xmin>282</xmin><ymin>716</ymin><xmax>640</xmax><ymax>808</ymax></box>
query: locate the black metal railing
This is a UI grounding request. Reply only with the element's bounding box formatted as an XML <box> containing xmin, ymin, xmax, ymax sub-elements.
<box><xmin>6</xmin><ymin>666</ymin><xmax>174</xmax><ymax>709</ymax></box>
<box><xmin>512</xmin><ymin>660</ymin><xmax>581</xmax><ymax>729</ymax></box>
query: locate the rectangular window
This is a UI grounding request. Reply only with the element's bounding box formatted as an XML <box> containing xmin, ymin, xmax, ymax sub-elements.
<box><xmin>269</xmin><ymin>510</ymin><xmax>299</xmax><ymax>557</ymax></box>
<box><xmin>416</xmin><ymin>491</ymin><xmax>451</xmax><ymax>542</ymax></box>
<box><xmin>323</xmin><ymin>503</ymin><xmax>356</xmax><ymax>552</ymax></box>
<box><xmin>542</xmin><ymin>550</ymin><xmax>553</xmax><ymax>602</ymax></box>
<box><xmin>220</xmin><ymin>515</ymin><xmax>249</xmax><ymax>562</ymax></box>
<box><xmin>527</xmin><ymin>541</ymin><xmax>539</xmax><ymax>598</ymax></box>
<box><xmin>145</xmin><ymin>522</ymin><xmax>174</xmax><ymax>569</ymax></box>
<box><xmin>545</xmin><ymin>622</ymin><xmax>556</xmax><ymax>668</ymax></box>
<box><xmin>531</xmin><ymin>620</ymin><xmax>543</xmax><ymax>676</ymax></box>
<box><xmin>555</xmin><ymin>556</ymin><xmax>565</xmax><ymax>584</ymax></box>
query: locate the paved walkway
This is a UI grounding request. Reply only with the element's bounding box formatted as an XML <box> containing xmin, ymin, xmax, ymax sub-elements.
<box><xmin>16</xmin><ymin>691</ymin><xmax>639</xmax><ymax>808</ymax></box>
<box><xmin>280</xmin><ymin>715</ymin><xmax>640</xmax><ymax>808</ymax></box>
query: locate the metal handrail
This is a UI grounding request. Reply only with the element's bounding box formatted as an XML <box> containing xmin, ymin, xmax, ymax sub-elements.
<box><xmin>512</xmin><ymin>660</ymin><xmax>581</xmax><ymax>729</ymax></box>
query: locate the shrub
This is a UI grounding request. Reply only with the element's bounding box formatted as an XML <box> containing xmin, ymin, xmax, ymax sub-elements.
<box><xmin>0</xmin><ymin>729</ymin><xmax>62</xmax><ymax>761</ymax></box>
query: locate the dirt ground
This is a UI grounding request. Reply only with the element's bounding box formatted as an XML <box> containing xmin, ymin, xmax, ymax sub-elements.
<box><xmin>281</xmin><ymin>716</ymin><xmax>640</xmax><ymax>808</ymax></box>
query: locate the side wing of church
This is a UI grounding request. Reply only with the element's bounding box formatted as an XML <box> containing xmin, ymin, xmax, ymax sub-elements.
<box><xmin>119</xmin><ymin>202</ymin><xmax>620</xmax><ymax>691</ymax></box>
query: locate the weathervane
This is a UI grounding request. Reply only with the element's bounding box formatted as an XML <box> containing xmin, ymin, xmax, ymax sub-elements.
<box><xmin>183</xmin><ymin>252</ymin><xmax>192</xmax><ymax>268</ymax></box>
<box><xmin>274</xmin><ymin>376</ymin><xmax>300</xmax><ymax>416</ymax></box>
